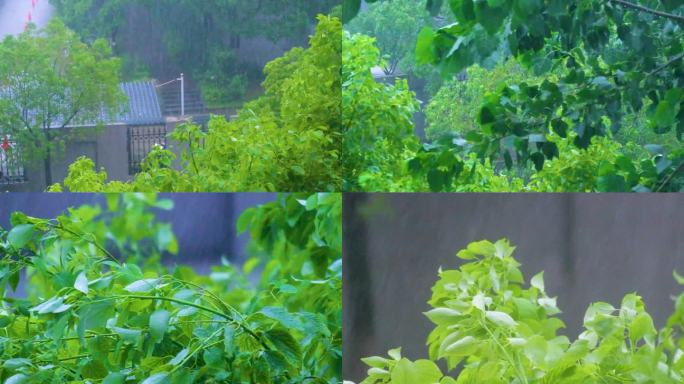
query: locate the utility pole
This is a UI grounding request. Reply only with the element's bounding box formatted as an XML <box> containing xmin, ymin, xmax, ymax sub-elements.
<box><xmin>180</xmin><ymin>73</ymin><xmax>185</xmax><ymax>116</ymax></box>
<box><xmin>156</xmin><ymin>73</ymin><xmax>186</xmax><ymax>117</ymax></box>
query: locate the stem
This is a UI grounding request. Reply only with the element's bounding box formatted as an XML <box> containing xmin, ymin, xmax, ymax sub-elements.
<box><xmin>96</xmin><ymin>295</ymin><xmax>270</xmax><ymax>351</ymax></box>
<box><xmin>647</xmin><ymin>52</ymin><xmax>684</xmax><ymax>77</ymax></box>
<box><xmin>656</xmin><ymin>158</ymin><xmax>684</xmax><ymax>192</ymax></box>
<box><xmin>110</xmin><ymin>295</ymin><xmax>230</xmax><ymax>319</ymax></box>
<box><xmin>480</xmin><ymin>317</ymin><xmax>528</xmax><ymax>384</ymax></box>
<box><xmin>170</xmin><ymin>277</ymin><xmax>237</xmax><ymax>317</ymax></box>
<box><xmin>608</xmin><ymin>0</ymin><xmax>684</xmax><ymax>23</ymax></box>
<box><xmin>47</xmin><ymin>222</ymin><xmax>120</xmax><ymax>265</ymax></box>
<box><xmin>170</xmin><ymin>328</ymin><xmax>225</xmax><ymax>373</ymax></box>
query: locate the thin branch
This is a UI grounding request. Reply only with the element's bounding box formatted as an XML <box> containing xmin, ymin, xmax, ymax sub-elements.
<box><xmin>47</xmin><ymin>221</ymin><xmax>121</xmax><ymax>265</ymax></box>
<box><xmin>656</xmin><ymin>158</ymin><xmax>684</xmax><ymax>192</ymax></box>
<box><xmin>647</xmin><ymin>52</ymin><xmax>684</xmax><ymax>77</ymax></box>
<box><xmin>609</xmin><ymin>0</ymin><xmax>684</xmax><ymax>23</ymax></box>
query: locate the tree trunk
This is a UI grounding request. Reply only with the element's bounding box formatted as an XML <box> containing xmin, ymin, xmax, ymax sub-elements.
<box><xmin>44</xmin><ymin>146</ymin><xmax>52</xmax><ymax>187</ymax></box>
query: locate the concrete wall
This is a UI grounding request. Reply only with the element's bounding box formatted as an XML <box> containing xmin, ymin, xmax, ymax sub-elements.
<box><xmin>343</xmin><ymin>193</ymin><xmax>684</xmax><ymax>381</ymax></box>
<box><xmin>2</xmin><ymin>123</ymin><xmax>173</xmax><ymax>192</ymax></box>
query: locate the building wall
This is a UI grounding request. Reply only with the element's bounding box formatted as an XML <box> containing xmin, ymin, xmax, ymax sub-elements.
<box><xmin>1</xmin><ymin>123</ymin><xmax>172</xmax><ymax>192</ymax></box>
<box><xmin>343</xmin><ymin>194</ymin><xmax>684</xmax><ymax>381</ymax></box>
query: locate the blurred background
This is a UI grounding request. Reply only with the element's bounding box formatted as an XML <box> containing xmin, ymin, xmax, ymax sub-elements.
<box><xmin>343</xmin><ymin>193</ymin><xmax>684</xmax><ymax>381</ymax></box>
<box><xmin>0</xmin><ymin>193</ymin><xmax>276</xmax><ymax>272</ymax></box>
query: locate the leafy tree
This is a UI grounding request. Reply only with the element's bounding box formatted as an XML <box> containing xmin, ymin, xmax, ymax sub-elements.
<box><xmin>346</xmin><ymin>0</ymin><xmax>431</xmax><ymax>75</ymax></box>
<box><xmin>354</xmin><ymin>239</ymin><xmax>684</xmax><ymax>383</ymax></box>
<box><xmin>342</xmin><ymin>31</ymin><xmax>419</xmax><ymax>191</ymax></box>
<box><xmin>0</xmin><ymin>193</ymin><xmax>342</xmax><ymax>383</ymax></box>
<box><xmin>52</xmin><ymin>16</ymin><xmax>342</xmax><ymax>192</ymax></box>
<box><xmin>0</xmin><ymin>20</ymin><xmax>124</xmax><ymax>186</ymax></box>
<box><xmin>414</xmin><ymin>0</ymin><xmax>684</xmax><ymax>172</ymax></box>
<box><xmin>50</xmin><ymin>0</ymin><xmax>340</xmax><ymax>102</ymax></box>
<box><xmin>343</xmin><ymin>1</ymin><xmax>684</xmax><ymax>191</ymax></box>
<box><xmin>424</xmin><ymin>60</ymin><xmax>532</xmax><ymax>140</ymax></box>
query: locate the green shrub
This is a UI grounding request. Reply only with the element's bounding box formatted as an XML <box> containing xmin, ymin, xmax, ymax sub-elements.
<box><xmin>0</xmin><ymin>193</ymin><xmax>341</xmax><ymax>383</ymax></box>
<box><xmin>355</xmin><ymin>239</ymin><xmax>684</xmax><ymax>383</ymax></box>
<box><xmin>424</xmin><ymin>60</ymin><xmax>530</xmax><ymax>141</ymax></box>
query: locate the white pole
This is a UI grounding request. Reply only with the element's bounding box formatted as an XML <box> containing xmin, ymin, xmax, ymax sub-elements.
<box><xmin>180</xmin><ymin>73</ymin><xmax>185</xmax><ymax>116</ymax></box>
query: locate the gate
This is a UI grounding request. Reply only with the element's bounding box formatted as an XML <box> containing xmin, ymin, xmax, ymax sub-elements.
<box><xmin>127</xmin><ymin>125</ymin><xmax>168</xmax><ymax>175</ymax></box>
<box><xmin>0</xmin><ymin>139</ymin><xmax>26</xmax><ymax>185</ymax></box>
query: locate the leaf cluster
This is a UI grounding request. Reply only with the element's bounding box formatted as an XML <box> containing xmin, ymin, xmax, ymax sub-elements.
<box><xmin>0</xmin><ymin>193</ymin><xmax>341</xmax><ymax>383</ymax></box>
<box><xmin>355</xmin><ymin>239</ymin><xmax>684</xmax><ymax>383</ymax></box>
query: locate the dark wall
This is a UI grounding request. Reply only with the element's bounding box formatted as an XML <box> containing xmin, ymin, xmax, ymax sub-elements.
<box><xmin>0</xmin><ymin>193</ymin><xmax>276</xmax><ymax>272</ymax></box>
<box><xmin>343</xmin><ymin>193</ymin><xmax>684</xmax><ymax>381</ymax></box>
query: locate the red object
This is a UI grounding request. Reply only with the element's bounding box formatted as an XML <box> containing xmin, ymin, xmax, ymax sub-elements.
<box><xmin>32</xmin><ymin>0</ymin><xmax>36</xmax><ymax>9</ymax></box>
<box><xmin>28</xmin><ymin>12</ymin><xmax>32</xmax><ymax>22</ymax></box>
<box><xmin>1</xmin><ymin>137</ymin><xmax>11</xmax><ymax>152</ymax></box>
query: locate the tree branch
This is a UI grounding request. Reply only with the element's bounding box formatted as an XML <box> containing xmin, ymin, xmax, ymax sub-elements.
<box><xmin>609</xmin><ymin>0</ymin><xmax>684</xmax><ymax>23</ymax></box>
<box><xmin>647</xmin><ymin>52</ymin><xmax>684</xmax><ymax>77</ymax></box>
<box><xmin>656</xmin><ymin>158</ymin><xmax>684</xmax><ymax>192</ymax></box>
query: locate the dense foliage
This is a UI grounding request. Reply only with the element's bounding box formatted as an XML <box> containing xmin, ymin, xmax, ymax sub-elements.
<box><xmin>0</xmin><ymin>20</ymin><xmax>124</xmax><ymax>186</ymax></box>
<box><xmin>343</xmin><ymin>0</ymin><xmax>684</xmax><ymax>192</ymax></box>
<box><xmin>51</xmin><ymin>16</ymin><xmax>342</xmax><ymax>193</ymax></box>
<box><xmin>0</xmin><ymin>193</ymin><xmax>342</xmax><ymax>383</ymax></box>
<box><xmin>354</xmin><ymin>239</ymin><xmax>684</xmax><ymax>383</ymax></box>
<box><xmin>345</xmin><ymin>0</ymin><xmax>431</xmax><ymax>76</ymax></box>
<box><xmin>424</xmin><ymin>60</ymin><xmax>532</xmax><ymax>140</ymax></box>
<box><xmin>50</xmin><ymin>0</ymin><xmax>339</xmax><ymax>103</ymax></box>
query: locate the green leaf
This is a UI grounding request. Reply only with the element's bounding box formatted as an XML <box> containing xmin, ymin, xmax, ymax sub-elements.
<box><xmin>391</xmin><ymin>358</ymin><xmax>443</xmax><ymax>384</ymax></box>
<box><xmin>361</xmin><ymin>356</ymin><xmax>390</xmax><ymax>369</ymax></box>
<box><xmin>5</xmin><ymin>374</ymin><xmax>29</xmax><ymax>384</ymax></box>
<box><xmin>102</xmin><ymin>372</ymin><xmax>126</xmax><ymax>384</ymax></box>
<box><xmin>388</xmin><ymin>347</ymin><xmax>402</xmax><ymax>360</ymax></box>
<box><xmin>124</xmin><ymin>278</ymin><xmax>161</xmax><ymax>293</ymax></box>
<box><xmin>153</xmin><ymin>199</ymin><xmax>174</xmax><ymax>210</ymax></box>
<box><xmin>169</xmin><ymin>348</ymin><xmax>189</xmax><ymax>366</ymax></box>
<box><xmin>442</xmin><ymin>335</ymin><xmax>478</xmax><ymax>356</ymax></box>
<box><xmin>236</xmin><ymin>208</ymin><xmax>255</xmax><ymax>233</ymax></box>
<box><xmin>141</xmin><ymin>373</ymin><xmax>169</xmax><ymax>384</ymax></box>
<box><xmin>342</xmin><ymin>0</ymin><xmax>362</xmax><ymax>22</ymax></box>
<box><xmin>8</xmin><ymin>224</ymin><xmax>34</xmax><ymax>249</ymax></box>
<box><xmin>74</xmin><ymin>272</ymin><xmax>89</xmax><ymax>294</ymax></box>
<box><xmin>466</xmin><ymin>240</ymin><xmax>496</xmax><ymax>258</ymax></box>
<box><xmin>424</xmin><ymin>307</ymin><xmax>461</xmax><ymax>325</ymax></box>
<box><xmin>674</xmin><ymin>270</ymin><xmax>684</xmax><ymax>285</ymax></box>
<box><xmin>149</xmin><ymin>309</ymin><xmax>170</xmax><ymax>343</ymax></box>
<box><xmin>3</xmin><ymin>358</ymin><xmax>32</xmax><ymax>369</ymax></box>
<box><xmin>110</xmin><ymin>326</ymin><xmax>142</xmax><ymax>344</ymax></box>
<box><xmin>530</xmin><ymin>272</ymin><xmax>544</xmax><ymax>292</ymax></box>
<box><xmin>291</xmin><ymin>165</ymin><xmax>306</xmax><ymax>176</ymax></box>
<box><xmin>30</xmin><ymin>296</ymin><xmax>72</xmax><ymax>314</ymax></box>
<box><xmin>265</xmin><ymin>328</ymin><xmax>302</xmax><ymax>367</ymax></box>
<box><xmin>260</xmin><ymin>306</ymin><xmax>302</xmax><ymax>330</ymax></box>
<box><xmin>630</xmin><ymin>312</ymin><xmax>655</xmax><ymax>343</ymax></box>
<box><xmin>416</xmin><ymin>27</ymin><xmax>437</xmax><ymax>65</ymax></box>
<box><xmin>485</xmin><ymin>311</ymin><xmax>517</xmax><ymax>327</ymax></box>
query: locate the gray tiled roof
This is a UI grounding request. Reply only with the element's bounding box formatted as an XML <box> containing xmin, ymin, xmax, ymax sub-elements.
<box><xmin>113</xmin><ymin>81</ymin><xmax>164</xmax><ymax>125</ymax></box>
<box><xmin>0</xmin><ymin>81</ymin><xmax>164</xmax><ymax>128</ymax></box>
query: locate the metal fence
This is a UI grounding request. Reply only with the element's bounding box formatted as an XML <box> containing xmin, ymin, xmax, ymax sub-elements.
<box><xmin>0</xmin><ymin>140</ymin><xmax>26</xmax><ymax>185</ymax></box>
<box><xmin>127</xmin><ymin>125</ymin><xmax>168</xmax><ymax>175</ymax></box>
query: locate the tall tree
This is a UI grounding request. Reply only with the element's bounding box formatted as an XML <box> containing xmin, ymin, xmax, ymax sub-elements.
<box><xmin>346</xmin><ymin>0</ymin><xmax>432</xmax><ymax>75</ymax></box>
<box><xmin>0</xmin><ymin>20</ymin><xmax>124</xmax><ymax>186</ymax></box>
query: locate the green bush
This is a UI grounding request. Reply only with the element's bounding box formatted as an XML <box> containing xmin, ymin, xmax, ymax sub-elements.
<box><xmin>0</xmin><ymin>193</ymin><xmax>341</xmax><ymax>383</ymax></box>
<box><xmin>356</xmin><ymin>239</ymin><xmax>684</xmax><ymax>383</ymax></box>
<box><xmin>424</xmin><ymin>60</ymin><xmax>531</xmax><ymax>141</ymax></box>
<box><xmin>53</xmin><ymin>16</ymin><xmax>343</xmax><ymax>192</ymax></box>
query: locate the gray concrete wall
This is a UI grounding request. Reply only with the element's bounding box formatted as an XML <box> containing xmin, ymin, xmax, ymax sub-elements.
<box><xmin>343</xmin><ymin>193</ymin><xmax>684</xmax><ymax>381</ymax></box>
<box><xmin>2</xmin><ymin>123</ymin><xmax>173</xmax><ymax>192</ymax></box>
